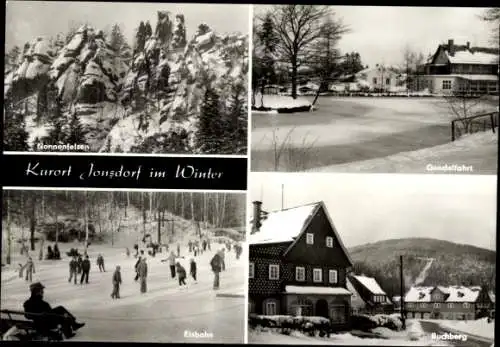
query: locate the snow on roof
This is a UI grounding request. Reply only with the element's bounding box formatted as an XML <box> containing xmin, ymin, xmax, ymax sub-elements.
<box><xmin>353</xmin><ymin>275</ymin><xmax>387</xmax><ymax>295</ymax></box>
<box><xmin>248</xmin><ymin>203</ymin><xmax>318</xmax><ymax>245</ymax></box>
<box><xmin>405</xmin><ymin>286</ymin><xmax>434</xmax><ymax>302</ymax></box>
<box><xmin>285</xmin><ymin>285</ymin><xmax>352</xmax><ymax>296</ymax></box>
<box><xmin>456</xmin><ymin>74</ymin><xmax>498</xmax><ymax>82</ymax></box>
<box><xmin>405</xmin><ymin>286</ymin><xmax>483</xmax><ymax>303</ymax></box>
<box><xmin>447</xmin><ymin>50</ymin><xmax>498</xmax><ymax>65</ymax></box>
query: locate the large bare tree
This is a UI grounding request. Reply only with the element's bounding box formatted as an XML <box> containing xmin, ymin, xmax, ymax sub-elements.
<box><xmin>265</xmin><ymin>5</ymin><xmax>332</xmax><ymax>99</ymax></box>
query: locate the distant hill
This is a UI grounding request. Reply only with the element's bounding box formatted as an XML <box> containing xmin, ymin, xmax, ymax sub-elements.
<box><xmin>348</xmin><ymin>238</ymin><xmax>496</xmax><ymax>299</ymax></box>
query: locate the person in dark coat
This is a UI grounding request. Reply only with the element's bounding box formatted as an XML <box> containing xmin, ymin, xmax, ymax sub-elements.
<box><xmin>46</xmin><ymin>246</ymin><xmax>54</xmax><ymax>260</ymax></box>
<box><xmin>96</xmin><ymin>254</ymin><xmax>105</xmax><ymax>272</ymax></box>
<box><xmin>111</xmin><ymin>266</ymin><xmax>122</xmax><ymax>299</ymax></box>
<box><xmin>177</xmin><ymin>243</ymin><xmax>180</xmax><ymax>257</ymax></box>
<box><xmin>53</xmin><ymin>244</ymin><xmax>61</xmax><ymax>260</ymax></box>
<box><xmin>134</xmin><ymin>251</ymin><xmax>144</xmax><ymax>281</ymax></box>
<box><xmin>210</xmin><ymin>253</ymin><xmax>222</xmax><ymax>290</ymax></box>
<box><xmin>188</xmin><ymin>240</ymin><xmax>193</xmax><ymax>253</ymax></box>
<box><xmin>80</xmin><ymin>256</ymin><xmax>90</xmax><ymax>284</ymax></box>
<box><xmin>202</xmin><ymin>239</ymin><xmax>207</xmax><ymax>252</ymax></box>
<box><xmin>68</xmin><ymin>257</ymin><xmax>78</xmax><ymax>284</ymax></box>
<box><xmin>218</xmin><ymin>248</ymin><xmax>226</xmax><ymax>271</ymax></box>
<box><xmin>190</xmin><ymin>258</ymin><xmax>197</xmax><ymax>282</ymax></box>
<box><xmin>77</xmin><ymin>255</ymin><xmax>83</xmax><ymax>274</ymax></box>
<box><xmin>23</xmin><ymin>282</ymin><xmax>85</xmax><ymax>339</ymax></box>
<box><xmin>176</xmin><ymin>262</ymin><xmax>187</xmax><ymax>286</ymax></box>
<box><xmin>137</xmin><ymin>258</ymin><xmax>148</xmax><ymax>293</ymax></box>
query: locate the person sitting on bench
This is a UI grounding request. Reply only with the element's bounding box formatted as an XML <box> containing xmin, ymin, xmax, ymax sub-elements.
<box><xmin>23</xmin><ymin>282</ymin><xmax>85</xmax><ymax>339</ymax></box>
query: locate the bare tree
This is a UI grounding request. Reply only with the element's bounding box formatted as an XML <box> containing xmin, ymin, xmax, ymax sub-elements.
<box><xmin>6</xmin><ymin>190</ymin><xmax>12</xmax><ymax>264</ymax></box>
<box><xmin>401</xmin><ymin>45</ymin><xmax>426</xmax><ymax>93</ymax></box>
<box><xmin>480</xmin><ymin>8</ymin><xmax>500</xmax><ymax>45</ymax></box>
<box><xmin>265</xmin><ymin>5</ymin><xmax>332</xmax><ymax>99</ymax></box>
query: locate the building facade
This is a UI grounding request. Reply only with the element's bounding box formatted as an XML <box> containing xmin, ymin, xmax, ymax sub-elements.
<box><xmin>347</xmin><ymin>275</ymin><xmax>394</xmax><ymax>315</ymax></box>
<box><xmin>422</xmin><ymin>39</ymin><xmax>499</xmax><ymax>95</ymax></box>
<box><xmin>248</xmin><ymin>201</ymin><xmax>353</xmax><ymax>329</ymax></box>
<box><xmin>404</xmin><ymin>286</ymin><xmax>495</xmax><ymax>320</ymax></box>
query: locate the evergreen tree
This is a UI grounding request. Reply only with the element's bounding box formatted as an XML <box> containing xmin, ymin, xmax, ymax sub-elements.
<box><xmin>144</xmin><ymin>21</ymin><xmax>153</xmax><ymax>38</ymax></box>
<box><xmin>155</xmin><ymin>14</ymin><xmax>173</xmax><ymax>46</ymax></box>
<box><xmin>67</xmin><ymin>111</ymin><xmax>87</xmax><ymax>145</ymax></box>
<box><xmin>3</xmin><ymin>96</ymin><xmax>29</xmax><ymax>151</ymax></box>
<box><xmin>135</xmin><ymin>21</ymin><xmax>147</xmax><ymax>52</ymax></box>
<box><xmin>197</xmin><ymin>24</ymin><xmax>210</xmax><ymax>36</ymax></box>
<box><xmin>256</xmin><ymin>13</ymin><xmax>279</xmax><ymax>94</ymax></box>
<box><xmin>197</xmin><ymin>87</ymin><xmax>223</xmax><ymax>153</ymax></box>
<box><xmin>5</xmin><ymin>46</ymin><xmax>21</xmax><ymax>71</ymax></box>
<box><xmin>227</xmin><ymin>84</ymin><xmax>247</xmax><ymax>154</ymax></box>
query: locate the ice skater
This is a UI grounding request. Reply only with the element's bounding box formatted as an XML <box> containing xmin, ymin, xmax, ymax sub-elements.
<box><xmin>68</xmin><ymin>256</ymin><xmax>78</xmax><ymax>284</ymax></box>
<box><xmin>190</xmin><ymin>258</ymin><xmax>197</xmax><ymax>283</ymax></box>
<box><xmin>137</xmin><ymin>257</ymin><xmax>148</xmax><ymax>293</ymax></box>
<box><xmin>23</xmin><ymin>257</ymin><xmax>36</xmax><ymax>282</ymax></box>
<box><xmin>176</xmin><ymin>262</ymin><xmax>187</xmax><ymax>287</ymax></box>
<box><xmin>80</xmin><ymin>255</ymin><xmax>90</xmax><ymax>284</ymax></box>
<box><xmin>210</xmin><ymin>252</ymin><xmax>222</xmax><ymax>290</ymax></box>
<box><xmin>97</xmin><ymin>254</ymin><xmax>105</xmax><ymax>272</ymax></box>
<box><xmin>111</xmin><ymin>266</ymin><xmax>122</xmax><ymax>299</ymax></box>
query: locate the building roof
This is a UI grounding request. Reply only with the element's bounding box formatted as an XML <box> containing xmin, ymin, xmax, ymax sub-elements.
<box><xmin>284</xmin><ymin>285</ymin><xmax>352</xmax><ymax>296</ymax></box>
<box><xmin>249</xmin><ymin>202</ymin><xmax>318</xmax><ymax>245</ymax></box>
<box><xmin>446</xmin><ymin>50</ymin><xmax>498</xmax><ymax>65</ymax></box>
<box><xmin>405</xmin><ymin>285</ymin><xmax>483</xmax><ymax>303</ymax></box>
<box><xmin>352</xmin><ymin>275</ymin><xmax>387</xmax><ymax>295</ymax></box>
<box><xmin>455</xmin><ymin>74</ymin><xmax>498</xmax><ymax>82</ymax></box>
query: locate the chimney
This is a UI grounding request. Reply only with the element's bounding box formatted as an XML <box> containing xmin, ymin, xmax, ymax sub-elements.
<box><xmin>466</xmin><ymin>41</ymin><xmax>470</xmax><ymax>50</ymax></box>
<box><xmin>252</xmin><ymin>201</ymin><xmax>262</xmax><ymax>233</ymax></box>
<box><xmin>448</xmin><ymin>39</ymin><xmax>455</xmax><ymax>56</ymax></box>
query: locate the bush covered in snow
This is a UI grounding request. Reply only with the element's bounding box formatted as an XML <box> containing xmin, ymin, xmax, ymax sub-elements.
<box><xmin>351</xmin><ymin>314</ymin><xmax>403</xmax><ymax>332</ymax></box>
<box><xmin>248</xmin><ymin>314</ymin><xmax>333</xmax><ymax>337</ymax></box>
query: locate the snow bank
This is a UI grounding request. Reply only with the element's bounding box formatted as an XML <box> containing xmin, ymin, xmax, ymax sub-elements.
<box><xmin>436</xmin><ymin>318</ymin><xmax>494</xmax><ymax>340</ymax></box>
<box><xmin>253</xmin><ymin>94</ymin><xmax>313</xmax><ymax>111</ymax></box>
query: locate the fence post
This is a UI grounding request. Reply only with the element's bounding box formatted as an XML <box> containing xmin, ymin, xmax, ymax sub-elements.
<box><xmin>491</xmin><ymin>114</ymin><xmax>496</xmax><ymax>134</ymax></box>
<box><xmin>451</xmin><ymin>121</ymin><xmax>455</xmax><ymax>142</ymax></box>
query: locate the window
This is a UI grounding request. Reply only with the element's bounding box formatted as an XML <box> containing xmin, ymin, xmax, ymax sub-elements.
<box><xmin>296</xmin><ymin>267</ymin><xmax>305</xmax><ymax>281</ymax></box>
<box><xmin>249</xmin><ymin>263</ymin><xmax>254</xmax><ymax>279</ymax></box>
<box><xmin>265</xmin><ymin>300</ymin><xmax>277</xmax><ymax>315</ymax></box>
<box><xmin>407</xmin><ymin>303</ymin><xmax>414</xmax><ymax>308</ymax></box>
<box><xmin>306</xmin><ymin>233</ymin><xmax>314</xmax><ymax>244</ymax></box>
<box><xmin>448</xmin><ymin>303</ymin><xmax>454</xmax><ymax>309</ymax></box>
<box><xmin>269</xmin><ymin>264</ymin><xmax>279</xmax><ymax>280</ymax></box>
<box><xmin>421</xmin><ymin>303</ymin><xmax>427</xmax><ymax>308</ymax></box>
<box><xmin>326</xmin><ymin>236</ymin><xmax>333</xmax><ymax>248</ymax></box>
<box><xmin>373</xmin><ymin>77</ymin><xmax>377</xmax><ymax>85</ymax></box>
<box><xmin>329</xmin><ymin>269</ymin><xmax>338</xmax><ymax>284</ymax></box>
<box><xmin>386</xmin><ymin>78</ymin><xmax>390</xmax><ymax>85</ymax></box>
<box><xmin>434</xmin><ymin>303</ymin><xmax>441</xmax><ymax>308</ymax></box>
<box><xmin>442</xmin><ymin>80</ymin><xmax>452</xmax><ymax>90</ymax></box>
<box><xmin>463</xmin><ymin>303</ymin><xmax>470</xmax><ymax>309</ymax></box>
<box><xmin>313</xmin><ymin>268</ymin><xmax>322</xmax><ymax>283</ymax></box>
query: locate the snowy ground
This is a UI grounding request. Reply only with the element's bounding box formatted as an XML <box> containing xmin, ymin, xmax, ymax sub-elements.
<box><xmin>251</xmin><ymin>96</ymin><xmax>497</xmax><ymax>173</ymax></box>
<box><xmin>253</xmin><ymin>94</ymin><xmax>312</xmax><ymax>110</ymax></box>
<box><xmin>248</xmin><ymin>320</ymin><xmax>449</xmax><ymax>346</ymax></box>
<box><xmin>309</xmin><ymin>131</ymin><xmax>498</xmax><ymax>174</ymax></box>
<box><xmin>423</xmin><ymin>318</ymin><xmax>495</xmax><ymax>340</ymax></box>
<box><xmin>1</xmin><ymin>241</ymin><xmax>245</xmax><ymax>343</ymax></box>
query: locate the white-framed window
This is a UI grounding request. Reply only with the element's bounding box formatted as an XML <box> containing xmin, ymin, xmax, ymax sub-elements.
<box><xmin>328</xmin><ymin>269</ymin><xmax>338</xmax><ymax>284</ymax></box>
<box><xmin>386</xmin><ymin>78</ymin><xmax>390</xmax><ymax>85</ymax></box>
<box><xmin>421</xmin><ymin>303</ymin><xmax>427</xmax><ymax>308</ymax></box>
<box><xmin>249</xmin><ymin>262</ymin><xmax>255</xmax><ymax>279</ymax></box>
<box><xmin>306</xmin><ymin>233</ymin><xmax>314</xmax><ymax>244</ymax></box>
<box><xmin>373</xmin><ymin>77</ymin><xmax>377</xmax><ymax>85</ymax></box>
<box><xmin>442</xmin><ymin>80</ymin><xmax>452</xmax><ymax>90</ymax></box>
<box><xmin>448</xmin><ymin>303</ymin><xmax>454</xmax><ymax>309</ymax></box>
<box><xmin>434</xmin><ymin>303</ymin><xmax>440</xmax><ymax>308</ymax></box>
<box><xmin>296</xmin><ymin>266</ymin><xmax>305</xmax><ymax>281</ymax></box>
<box><xmin>463</xmin><ymin>303</ymin><xmax>470</xmax><ymax>309</ymax></box>
<box><xmin>265</xmin><ymin>300</ymin><xmax>277</xmax><ymax>315</ymax></box>
<box><xmin>313</xmin><ymin>268</ymin><xmax>322</xmax><ymax>283</ymax></box>
<box><xmin>326</xmin><ymin>236</ymin><xmax>333</xmax><ymax>248</ymax></box>
<box><xmin>407</xmin><ymin>303</ymin><xmax>414</xmax><ymax>308</ymax></box>
<box><xmin>269</xmin><ymin>264</ymin><xmax>279</xmax><ymax>280</ymax></box>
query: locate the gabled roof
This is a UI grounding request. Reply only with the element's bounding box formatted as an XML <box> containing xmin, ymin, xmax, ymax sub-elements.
<box><xmin>429</xmin><ymin>42</ymin><xmax>498</xmax><ymax>65</ymax></box>
<box><xmin>351</xmin><ymin>275</ymin><xmax>387</xmax><ymax>295</ymax></box>
<box><xmin>249</xmin><ymin>201</ymin><xmax>353</xmax><ymax>267</ymax></box>
<box><xmin>405</xmin><ymin>285</ymin><xmax>483</xmax><ymax>303</ymax></box>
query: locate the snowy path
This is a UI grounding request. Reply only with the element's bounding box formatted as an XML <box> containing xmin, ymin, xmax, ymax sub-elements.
<box><xmin>1</xmin><ymin>243</ymin><xmax>245</xmax><ymax>343</ymax></box>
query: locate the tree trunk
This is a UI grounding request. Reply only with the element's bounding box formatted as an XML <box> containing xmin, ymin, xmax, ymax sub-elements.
<box><xmin>30</xmin><ymin>196</ymin><xmax>36</xmax><ymax>251</ymax></box>
<box><xmin>291</xmin><ymin>52</ymin><xmax>298</xmax><ymax>99</ymax></box>
<box><xmin>220</xmin><ymin>193</ymin><xmax>227</xmax><ymax>228</ymax></box>
<box><xmin>125</xmin><ymin>191</ymin><xmax>129</xmax><ymax>217</ymax></box>
<box><xmin>84</xmin><ymin>192</ymin><xmax>89</xmax><ymax>252</ymax></box>
<box><xmin>142</xmin><ymin>192</ymin><xmax>146</xmax><ymax>235</ymax></box>
<box><xmin>157</xmin><ymin>206</ymin><xmax>162</xmax><ymax>245</ymax></box>
<box><xmin>149</xmin><ymin>192</ymin><xmax>153</xmax><ymax>221</ymax></box>
<box><xmin>6</xmin><ymin>191</ymin><xmax>11</xmax><ymax>265</ymax></box>
<box><xmin>181</xmin><ymin>193</ymin><xmax>185</xmax><ymax>219</ymax></box>
<box><xmin>55</xmin><ymin>198</ymin><xmax>59</xmax><ymax>244</ymax></box>
<box><xmin>190</xmin><ymin>192</ymin><xmax>195</xmax><ymax>222</ymax></box>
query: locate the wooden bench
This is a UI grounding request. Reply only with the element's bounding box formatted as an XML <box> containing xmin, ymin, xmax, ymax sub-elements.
<box><xmin>1</xmin><ymin>310</ymin><xmax>64</xmax><ymax>341</ymax></box>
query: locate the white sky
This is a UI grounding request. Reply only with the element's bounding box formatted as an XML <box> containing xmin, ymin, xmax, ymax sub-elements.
<box><xmin>249</xmin><ymin>173</ymin><xmax>497</xmax><ymax>251</ymax></box>
<box><xmin>5</xmin><ymin>1</ymin><xmax>250</xmax><ymax>50</ymax></box>
<box><xmin>254</xmin><ymin>5</ymin><xmax>496</xmax><ymax>68</ymax></box>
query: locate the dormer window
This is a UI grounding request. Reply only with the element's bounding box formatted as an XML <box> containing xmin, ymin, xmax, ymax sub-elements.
<box><xmin>306</xmin><ymin>233</ymin><xmax>314</xmax><ymax>245</ymax></box>
<box><xmin>326</xmin><ymin>236</ymin><xmax>333</xmax><ymax>248</ymax></box>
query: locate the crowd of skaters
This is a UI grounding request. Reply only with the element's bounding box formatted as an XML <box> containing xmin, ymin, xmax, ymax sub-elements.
<box><xmin>16</xmin><ymin>236</ymin><xmax>243</xmax><ymax>304</ymax></box>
